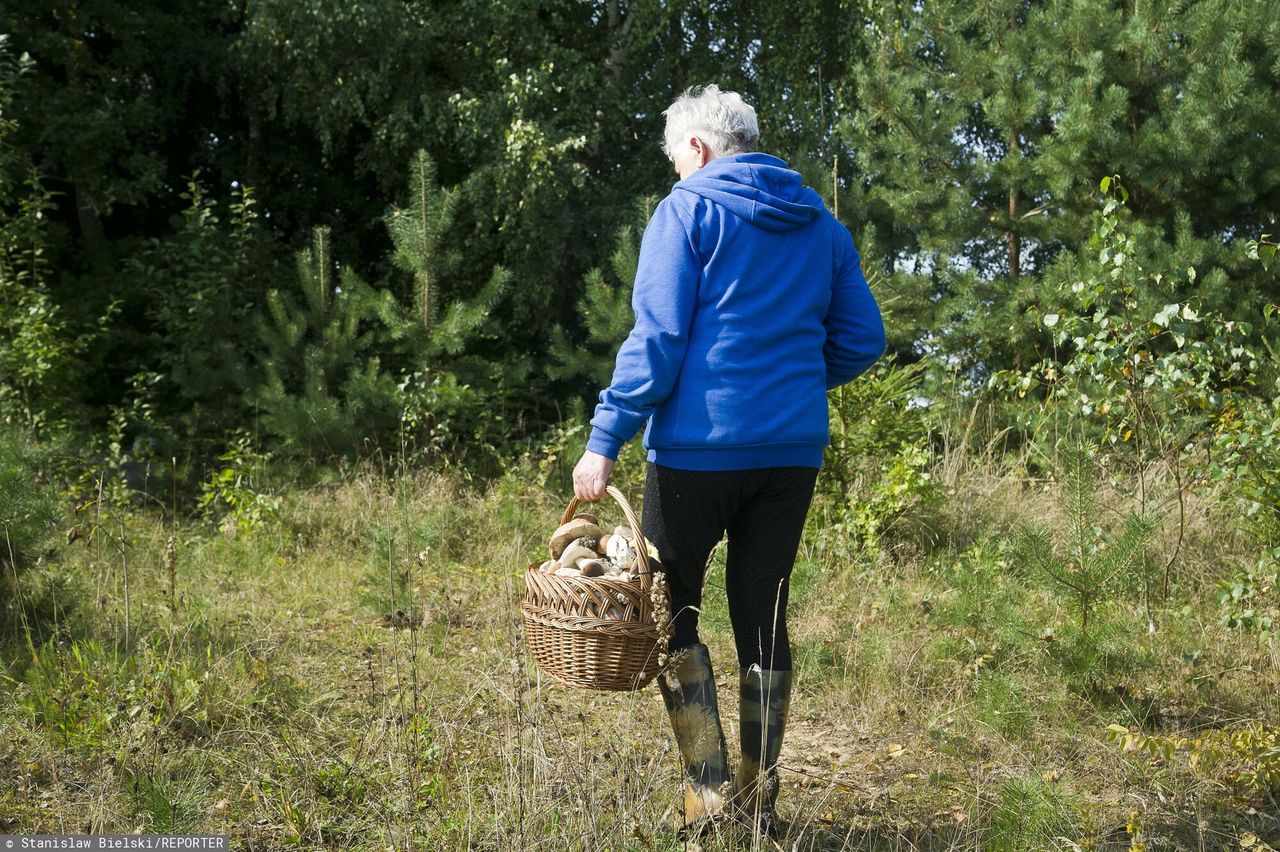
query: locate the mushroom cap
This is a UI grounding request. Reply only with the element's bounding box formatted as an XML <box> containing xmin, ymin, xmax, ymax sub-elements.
<box><xmin>577</xmin><ymin>558</ymin><xmax>608</xmax><ymax>577</ymax></box>
<box><xmin>549</xmin><ymin>519</ymin><xmax>605</xmax><ymax>558</ymax></box>
<box><xmin>559</xmin><ymin>541</ymin><xmax>598</xmax><ymax>566</ymax></box>
<box><xmin>572</xmin><ymin>512</ymin><xmax>600</xmax><ymax>525</ymax></box>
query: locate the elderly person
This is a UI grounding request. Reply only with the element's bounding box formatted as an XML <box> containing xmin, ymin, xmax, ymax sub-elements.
<box><xmin>572</xmin><ymin>84</ymin><xmax>885</xmax><ymax>838</ymax></box>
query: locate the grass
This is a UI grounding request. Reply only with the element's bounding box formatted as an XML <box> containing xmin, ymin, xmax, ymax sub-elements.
<box><xmin>1</xmin><ymin>450</ymin><xmax>1278</xmax><ymax>850</ymax></box>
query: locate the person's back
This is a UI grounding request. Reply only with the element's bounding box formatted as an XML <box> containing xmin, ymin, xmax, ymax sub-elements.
<box><xmin>572</xmin><ymin>83</ymin><xmax>886</xmax><ymax>841</ymax></box>
<box><xmin>615</xmin><ymin>151</ymin><xmax>879</xmax><ymax>470</ymax></box>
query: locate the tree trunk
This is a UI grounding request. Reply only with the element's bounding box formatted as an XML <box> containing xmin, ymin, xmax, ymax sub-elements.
<box><xmin>1007</xmin><ymin>135</ymin><xmax>1020</xmax><ymax>280</ymax></box>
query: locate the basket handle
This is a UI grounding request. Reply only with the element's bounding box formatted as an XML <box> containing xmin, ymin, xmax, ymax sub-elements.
<box><xmin>561</xmin><ymin>485</ymin><xmax>653</xmax><ymax>591</ymax></box>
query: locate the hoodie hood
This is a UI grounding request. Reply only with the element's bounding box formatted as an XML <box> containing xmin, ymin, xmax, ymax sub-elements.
<box><xmin>673</xmin><ymin>152</ymin><xmax>824</xmax><ymax>232</ymax></box>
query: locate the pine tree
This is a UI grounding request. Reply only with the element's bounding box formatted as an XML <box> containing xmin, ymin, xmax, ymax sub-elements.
<box><xmin>383</xmin><ymin>149</ymin><xmax>509</xmax><ymax>365</ymax></box>
<box><xmin>1013</xmin><ymin>440</ymin><xmax>1157</xmax><ymax>687</ymax></box>
<box><xmin>843</xmin><ymin>0</ymin><xmax>1280</xmax><ymax>378</ymax></box>
<box><xmin>546</xmin><ymin>197</ymin><xmax>654</xmax><ymax>391</ymax></box>
<box><xmin>254</xmin><ymin>226</ymin><xmax>402</xmax><ymax>459</ymax></box>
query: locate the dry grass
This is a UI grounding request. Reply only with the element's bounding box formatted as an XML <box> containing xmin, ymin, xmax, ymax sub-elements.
<box><xmin>1</xmin><ymin>455</ymin><xmax>1278</xmax><ymax>850</ymax></box>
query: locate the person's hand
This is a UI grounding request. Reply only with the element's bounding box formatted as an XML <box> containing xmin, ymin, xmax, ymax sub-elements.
<box><xmin>572</xmin><ymin>451</ymin><xmax>616</xmax><ymax>502</ymax></box>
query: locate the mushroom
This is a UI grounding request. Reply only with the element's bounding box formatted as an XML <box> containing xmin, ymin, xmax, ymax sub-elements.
<box><xmin>554</xmin><ymin>566</ymin><xmax>580</xmax><ymax>578</ymax></box>
<box><xmin>538</xmin><ymin>560</ymin><xmax>557</xmax><ymax>573</ymax></box>
<box><xmin>549</xmin><ymin>519</ymin><xmax>604</xmax><ymax>559</ymax></box>
<box><xmin>573</xmin><ymin>512</ymin><xmax>600</xmax><ymax>525</ymax></box>
<box><xmin>607</xmin><ymin>534</ymin><xmax>635</xmax><ymax>565</ymax></box>
<box><xmin>577</xmin><ymin>559</ymin><xmax>608</xmax><ymax>577</ymax></box>
<box><xmin>559</xmin><ymin>541</ymin><xmax>598</xmax><ymax>566</ymax></box>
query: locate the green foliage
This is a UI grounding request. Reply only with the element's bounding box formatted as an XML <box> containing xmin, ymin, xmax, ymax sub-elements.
<box><xmin>253</xmin><ymin>226</ymin><xmax>404</xmax><ymax>460</ymax></box>
<box><xmin>198</xmin><ymin>434</ymin><xmax>280</xmax><ymax>533</ymax></box>
<box><xmin>396</xmin><ymin>369</ymin><xmax>499</xmax><ymax>469</ymax></box>
<box><xmin>5</xmin><ymin>632</ymin><xmax>300</xmax><ymax>755</ymax></box>
<box><xmin>995</xmin><ymin>178</ymin><xmax>1260</xmax><ymax>458</ymax></box>
<box><xmin>547</xmin><ymin>197</ymin><xmax>654</xmax><ymax>390</ymax></box>
<box><xmin>1246</xmin><ymin>234</ymin><xmax>1277</xmax><ymax>272</ymax></box>
<box><xmin>0</xmin><ymin>427</ymin><xmax>60</xmax><ymax>592</ymax></box>
<box><xmin>123</xmin><ymin>175</ymin><xmax>267</xmax><ymax>458</ymax></box>
<box><xmin>987</xmin><ymin>774</ymin><xmax>1072</xmax><ymax>852</ymax></box>
<box><xmin>1213</xmin><ymin>387</ymin><xmax>1280</xmax><ymax>547</ymax></box>
<box><xmin>0</xmin><ymin>36</ymin><xmax>82</xmax><ymax>434</ymax></box>
<box><xmin>1217</xmin><ymin>553</ymin><xmax>1278</xmax><ymax>643</ymax></box>
<box><xmin>994</xmin><ymin>178</ymin><xmax>1267</xmax><ymax>604</ymax></box>
<box><xmin>1013</xmin><ymin>441</ymin><xmax>1157</xmax><ymax>688</ymax></box>
<box><xmin>815</xmin><ymin>359</ymin><xmax>940</xmax><ymax>555</ymax></box>
<box><xmin>844</xmin><ymin>0</ymin><xmax>1280</xmax><ymax>376</ymax></box>
<box><xmin>1108</xmin><ymin>722</ymin><xmax>1280</xmax><ymax>796</ymax></box>
<box><xmin>926</xmin><ymin>538</ymin><xmax>1031</xmax><ymax>656</ymax></box>
<box><xmin>383</xmin><ymin>150</ymin><xmax>456</xmax><ymax>354</ymax></box>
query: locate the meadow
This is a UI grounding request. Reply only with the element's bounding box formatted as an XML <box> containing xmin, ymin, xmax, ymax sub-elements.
<box><xmin>3</xmin><ymin>407</ymin><xmax>1277</xmax><ymax>852</ymax></box>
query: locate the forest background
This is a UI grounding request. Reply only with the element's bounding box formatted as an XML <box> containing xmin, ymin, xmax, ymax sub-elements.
<box><xmin>2</xmin><ymin>0</ymin><xmax>1280</xmax><ymax>849</ymax></box>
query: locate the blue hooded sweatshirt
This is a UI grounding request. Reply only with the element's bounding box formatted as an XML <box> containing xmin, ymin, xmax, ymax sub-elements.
<box><xmin>586</xmin><ymin>152</ymin><xmax>886</xmax><ymax>470</ymax></box>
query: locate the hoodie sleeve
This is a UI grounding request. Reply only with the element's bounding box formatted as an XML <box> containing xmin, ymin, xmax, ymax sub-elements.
<box><xmin>824</xmin><ymin>225</ymin><xmax>887</xmax><ymax>390</ymax></box>
<box><xmin>586</xmin><ymin>197</ymin><xmax>700</xmax><ymax>459</ymax></box>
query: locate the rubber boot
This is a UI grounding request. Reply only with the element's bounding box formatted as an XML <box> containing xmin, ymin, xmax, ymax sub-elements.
<box><xmin>657</xmin><ymin>643</ymin><xmax>731</xmax><ymax>838</ymax></box>
<box><xmin>731</xmin><ymin>665</ymin><xmax>793</xmax><ymax>838</ymax></box>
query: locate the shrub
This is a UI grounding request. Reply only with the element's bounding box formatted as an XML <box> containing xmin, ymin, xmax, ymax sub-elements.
<box><xmin>0</xmin><ymin>427</ymin><xmax>60</xmax><ymax>604</ymax></box>
<box><xmin>815</xmin><ymin>359</ymin><xmax>941</xmax><ymax>555</ymax></box>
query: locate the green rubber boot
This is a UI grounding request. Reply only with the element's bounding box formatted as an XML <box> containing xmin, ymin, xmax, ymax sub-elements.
<box><xmin>731</xmin><ymin>665</ymin><xmax>793</xmax><ymax>838</ymax></box>
<box><xmin>657</xmin><ymin>643</ymin><xmax>732</xmax><ymax>838</ymax></box>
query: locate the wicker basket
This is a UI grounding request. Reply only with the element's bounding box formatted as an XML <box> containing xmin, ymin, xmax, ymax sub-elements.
<box><xmin>523</xmin><ymin>485</ymin><xmax>670</xmax><ymax>691</ymax></box>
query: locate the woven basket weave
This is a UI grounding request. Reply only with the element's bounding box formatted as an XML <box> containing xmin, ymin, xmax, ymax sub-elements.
<box><xmin>523</xmin><ymin>485</ymin><xmax>670</xmax><ymax>691</ymax></box>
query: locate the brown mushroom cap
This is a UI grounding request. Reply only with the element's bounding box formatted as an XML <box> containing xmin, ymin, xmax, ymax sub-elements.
<box><xmin>549</xmin><ymin>519</ymin><xmax>605</xmax><ymax>559</ymax></box>
<box><xmin>572</xmin><ymin>512</ymin><xmax>600</xmax><ymax>525</ymax></box>
<box><xmin>577</xmin><ymin>558</ymin><xmax>608</xmax><ymax>577</ymax></box>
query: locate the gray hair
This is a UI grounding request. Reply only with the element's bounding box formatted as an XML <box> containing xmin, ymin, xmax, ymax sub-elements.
<box><xmin>661</xmin><ymin>84</ymin><xmax>759</xmax><ymax>160</ymax></box>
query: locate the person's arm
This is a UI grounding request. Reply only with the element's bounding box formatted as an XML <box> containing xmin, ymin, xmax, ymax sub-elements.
<box><xmin>824</xmin><ymin>226</ymin><xmax>886</xmax><ymax>389</ymax></box>
<box><xmin>586</xmin><ymin>196</ymin><xmax>701</xmax><ymax>460</ymax></box>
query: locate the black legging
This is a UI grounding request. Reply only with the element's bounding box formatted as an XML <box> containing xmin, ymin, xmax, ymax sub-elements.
<box><xmin>640</xmin><ymin>462</ymin><xmax>819</xmax><ymax>671</ymax></box>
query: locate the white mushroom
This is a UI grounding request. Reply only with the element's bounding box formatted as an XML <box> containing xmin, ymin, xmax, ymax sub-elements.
<box><xmin>607</xmin><ymin>534</ymin><xmax>635</xmax><ymax>565</ymax></box>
